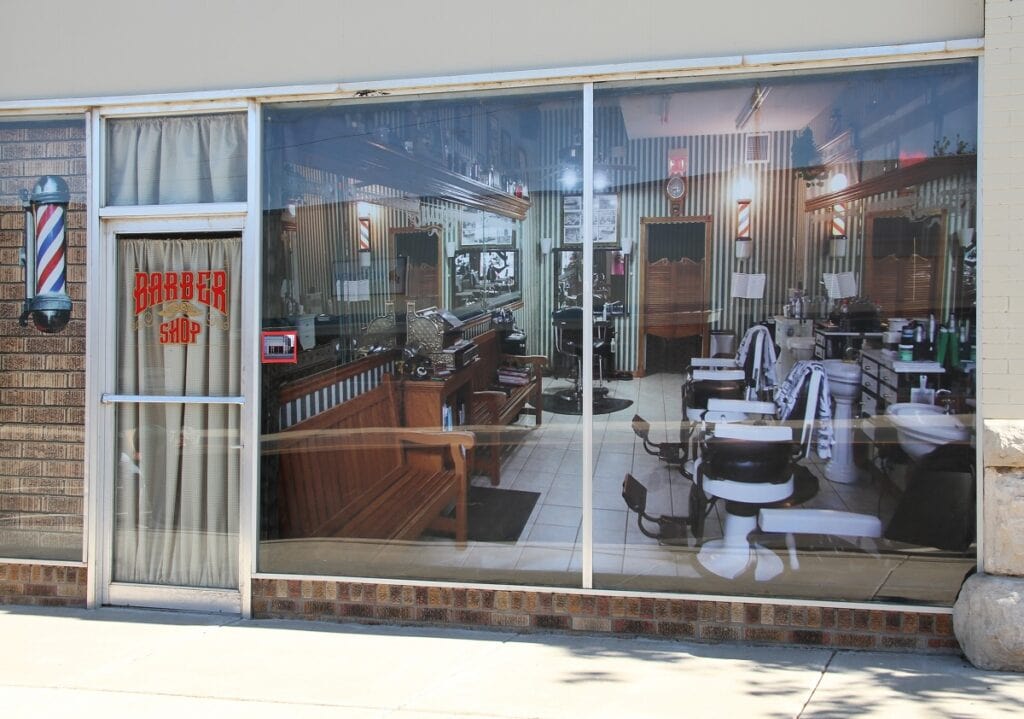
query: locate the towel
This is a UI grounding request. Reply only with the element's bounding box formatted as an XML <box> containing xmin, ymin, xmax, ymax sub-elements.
<box><xmin>774</xmin><ymin>360</ymin><xmax>834</xmax><ymax>460</ymax></box>
<box><xmin>735</xmin><ymin>324</ymin><xmax>779</xmax><ymax>395</ymax></box>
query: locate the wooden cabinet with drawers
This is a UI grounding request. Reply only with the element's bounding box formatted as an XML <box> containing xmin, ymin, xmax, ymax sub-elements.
<box><xmin>858</xmin><ymin>348</ymin><xmax>944</xmax><ymax>416</ymax></box>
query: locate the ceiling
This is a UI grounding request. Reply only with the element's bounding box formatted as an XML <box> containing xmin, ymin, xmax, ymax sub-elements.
<box><xmin>616</xmin><ymin>81</ymin><xmax>843</xmax><ymax>139</ymax></box>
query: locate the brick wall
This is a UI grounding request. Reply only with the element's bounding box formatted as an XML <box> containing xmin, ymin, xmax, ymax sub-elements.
<box><xmin>0</xmin><ymin>561</ymin><xmax>86</xmax><ymax>607</ymax></box>
<box><xmin>252</xmin><ymin>579</ymin><xmax>960</xmax><ymax>653</ymax></box>
<box><xmin>0</xmin><ymin>119</ymin><xmax>87</xmax><ymax>561</ymax></box>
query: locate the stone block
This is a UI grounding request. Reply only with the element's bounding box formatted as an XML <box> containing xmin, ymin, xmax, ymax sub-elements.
<box><xmin>984</xmin><ymin>468</ymin><xmax>1024</xmax><ymax>576</ymax></box>
<box><xmin>984</xmin><ymin>420</ymin><xmax>1024</xmax><ymax>468</ymax></box>
<box><xmin>954</xmin><ymin>573</ymin><xmax>1024</xmax><ymax>671</ymax></box>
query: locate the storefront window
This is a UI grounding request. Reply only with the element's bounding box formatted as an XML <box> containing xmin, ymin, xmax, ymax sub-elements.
<box><xmin>105</xmin><ymin>113</ymin><xmax>247</xmax><ymax>206</ymax></box>
<box><xmin>258</xmin><ymin>88</ymin><xmax>585</xmax><ymax>586</ymax></box>
<box><xmin>0</xmin><ymin>115</ymin><xmax>87</xmax><ymax>561</ymax></box>
<box><xmin>257</xmin><ymin>59</ymin><xmax>978</xmax><ymax>606</ymax></box>
<box><xmin>595</xmin><ymin>60</ymin><xmax>978</xmax><ymax>604</ymax></box>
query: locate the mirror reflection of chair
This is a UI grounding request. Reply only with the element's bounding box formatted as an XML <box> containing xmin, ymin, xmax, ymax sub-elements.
<box><xmin>632</xmin><ymin>323</ymin><xmax>778</xmax><ymax>477</ymax></box>
<box><xmin>625</xmin><ymin>359</ymin><xmax>882</xmax><ymax>582</ymax></box>
<box><xmin>551</xmin><ymin>306</ymin><xmax>613</xmax><ymax>409</ymax></box>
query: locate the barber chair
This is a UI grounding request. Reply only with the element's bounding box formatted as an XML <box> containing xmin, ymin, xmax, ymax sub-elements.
<box><xmin>552</xmin><ymin>307</ymin><xmax>613</xmax><ymax>407</ymax></box>
<box><xmin>632</xmin><ymin>323</ymin><xmax>774</xmax><ymax>478</ymax></box>
<box><xmin>625</xmin><ymin>361</ymin><xmax>882</xmax><ymax>582</ymax></box>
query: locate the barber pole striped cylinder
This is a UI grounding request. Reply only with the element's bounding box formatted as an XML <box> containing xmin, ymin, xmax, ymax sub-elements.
<box><xmin>737</xmin><ymin>199</ymin><xmax>751</xmax><ymax>239</ymax></box>
<box><xmin>832</xmin><ymin>201</ymin><xmax>846</xmax><ymax>238</ymax></box>
<box><xmin>34</xmin><ymin>202</ymin><xmax>66</xmax><ymax>294</ymax></box>
<box><xmin>21</xmin><ymin>175</ymin><xmax>72</xmax><ymax>334</ymax></box>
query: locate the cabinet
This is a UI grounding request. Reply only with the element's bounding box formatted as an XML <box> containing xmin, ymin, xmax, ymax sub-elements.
<box><xmin>858</xmin><ymin>348</ymin><xmax>945</xmax><ymax>416</ymax></box>
<box><xmin>401</xmin><ymin>360</ymin><xmax>478</xmax><ymax>430</ymax></box>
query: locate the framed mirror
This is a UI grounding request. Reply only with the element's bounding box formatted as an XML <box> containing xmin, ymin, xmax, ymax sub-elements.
<box><xmin>451</xmin><ymin>248</ymin><xmax>520</xmax><ymax>312</ymax></box>
<box><xmin>391</xmin><ymin>225</ymin><xmax>442</xmax><ymax>313</ymax></box>
<box><xmin>554</xmin><ymin>248</ymin><xmax>628</xmax><ymax>311</ymax></box>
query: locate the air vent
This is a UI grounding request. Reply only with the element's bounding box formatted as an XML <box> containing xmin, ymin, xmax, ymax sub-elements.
<box><xmin>745</xmin><ymin>133</ymin><xmax>770</xmax><ymax>164</ymax></box>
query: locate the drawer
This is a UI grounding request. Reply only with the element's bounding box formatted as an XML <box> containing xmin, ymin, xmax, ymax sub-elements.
<box><xmin>879</xmin><ymin>382</ymin><xmax>898</xmax><ymax>405</ymax></box>
<box><xmin>879</xmin><ymin>366</ymin><xmax>898</xmax><ymax>387</ymax></box>
<box><xmin>861</xmin><ymin>374</ymin><xmax>878</xmax><ymax>394</ymax></box>
<box><xmin>861</xmin><ymin>356</ymin><xmax>878</xmax><ymax>378</ymax></box>
<box><xmin>861</xmin><ymin>394</ymin><xmax>878</xmax><ymax>417</ymax></box>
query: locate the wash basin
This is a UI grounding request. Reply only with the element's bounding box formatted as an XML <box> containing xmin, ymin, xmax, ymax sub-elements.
<box><xmin>822</xmin><ymin>359</ymin><xmax>862</xmax><ymax>400</ymax></box>
<box><xmin>886</xmin><ymin>402</ymin><xmax>971</xmax><ymax>461</ymax></box>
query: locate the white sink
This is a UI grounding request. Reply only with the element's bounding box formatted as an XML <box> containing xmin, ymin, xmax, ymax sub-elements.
<box><xmin>823</xmin><ymin>359</ymin><xmax>862</xmax><ymax>401</ymax></box>
<box><xmin>886</xmin><ymin>402</ymin><xmax>971</xmax><ymax>461</ymax></box>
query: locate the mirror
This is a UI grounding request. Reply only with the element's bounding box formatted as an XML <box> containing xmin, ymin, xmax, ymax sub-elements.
<box><xmin>451</xmin><ymin>248</ymin><xmax>520</xmax><ymax>312</ymax></box>
<box><xmin>391</xmin><ymin>226</ymin><xmax>441</xmax><ymax>313</ymax></box>
<box><xmin>554</xmin><ymin>249</ymin><xmax>629</xmax><ymax>311</ymax></box>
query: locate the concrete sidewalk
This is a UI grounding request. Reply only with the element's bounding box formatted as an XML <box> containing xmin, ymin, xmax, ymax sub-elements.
<box><xmin>2</xmin><ymin>606</ymin><xmax>1022</xmax><ymax>718</ymax></box>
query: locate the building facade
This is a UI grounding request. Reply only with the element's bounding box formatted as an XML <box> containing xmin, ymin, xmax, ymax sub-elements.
<box><xmin>0</xmin><ymin>0</ymin><xmax>1021</xmax><ymax>670</ymax></box>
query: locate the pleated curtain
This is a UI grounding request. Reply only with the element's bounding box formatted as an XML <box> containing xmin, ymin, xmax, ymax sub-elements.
<box><xmin>114</xmin><ymin>237</ymin><xmax>241</xmax><ymax>589</ymax></box>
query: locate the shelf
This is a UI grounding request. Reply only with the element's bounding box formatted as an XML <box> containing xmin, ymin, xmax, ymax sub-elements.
<box><xmin>804</xmin><ymin>154</ymin><xmax>976</xmax><ymax>212</ymax></box>
<box><xmin>315</xmin><ymin>139</ymin><xmax>532</xmax><ymax>221</ymax></box>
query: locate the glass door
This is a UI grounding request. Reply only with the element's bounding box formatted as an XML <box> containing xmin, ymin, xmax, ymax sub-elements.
<box><xmin>103</xmin><ymin>232</ymin><xmax>243</xmax><ymax>611</ymax></box>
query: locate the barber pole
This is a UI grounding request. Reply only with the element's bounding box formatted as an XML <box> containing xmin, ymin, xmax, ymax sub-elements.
<box><xmin>737</xmin><ymin>199</ymin><xmax>751</xmax><ymax>239</ymax></box>
<box><xmin>20</xmin><ymin>176</ymin><xmax>72</xmax><ymax>334</ymax></box>
<box><xmin>832</xmin><ymin>201</ymin><xmax>847</xmax><ymax>238</ymax></box>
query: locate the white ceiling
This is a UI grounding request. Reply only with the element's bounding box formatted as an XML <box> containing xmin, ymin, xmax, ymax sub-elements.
<box><xmin>617</xmin><ymin>81</ymin><xmax>843</xmax><ymax>139</ymax></box>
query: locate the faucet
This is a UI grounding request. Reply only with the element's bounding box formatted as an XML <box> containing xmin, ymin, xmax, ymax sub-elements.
<box><xmin>935</xmin><ymin>388</ymin><xmax>954</xmax><ymax>414</ymax></box>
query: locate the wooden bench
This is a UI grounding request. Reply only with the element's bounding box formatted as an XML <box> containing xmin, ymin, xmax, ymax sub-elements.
<box><xmin>469</xmin><ymin>330</ymin><xmax>547</xmax><ymax>486</ymax></box>
<box><xmin>270</xmin><ymin>374</ymin><xmax>475</xmax><ymax>542</ymax></box>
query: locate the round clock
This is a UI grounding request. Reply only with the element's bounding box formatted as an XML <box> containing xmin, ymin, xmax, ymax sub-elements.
<box><xmin>665</xmin><ymin>174</ymin><xmax>687</xmax><ymax>200</ymax></box>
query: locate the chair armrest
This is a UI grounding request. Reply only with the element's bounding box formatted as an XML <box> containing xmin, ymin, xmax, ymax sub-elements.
<box><xmin>707</xmin><ymin>398</ymin><xmax>777</xmax><ymax>416</ymax></box>
<box><xmin>692</xmin><ymin>369</ymin><xmax>746</xmax><ymax>381</ymax></box>
<box><xmin>690</xmin><ymin>357</ymin><xmax>739</xmax><ymax>369</ymax></box>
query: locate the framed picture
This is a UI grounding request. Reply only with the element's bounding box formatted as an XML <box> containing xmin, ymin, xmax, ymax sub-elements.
<box><xmin>460</xmin><ymin>211</ymin><xmax>516</xmax><ymax>247</ymax></box>
<box><xmin>562</xmin><ymin>193</ymin><xmax>619</xmax><ymax>246</ymax></box>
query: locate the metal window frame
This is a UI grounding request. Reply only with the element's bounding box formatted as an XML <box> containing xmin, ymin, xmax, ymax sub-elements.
<box><xmin>0</xmin><ymin>39</ymin><xmax>984</xmax><ymax>612</ymax></box>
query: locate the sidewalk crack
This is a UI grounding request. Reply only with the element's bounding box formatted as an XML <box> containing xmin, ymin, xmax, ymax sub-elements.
<box><xmin>796</xmin><ymin>649</ymin><xmax>836</xmax><ymax>719</ymax></box>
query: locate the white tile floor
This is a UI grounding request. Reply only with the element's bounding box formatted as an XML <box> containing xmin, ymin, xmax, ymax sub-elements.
<box><xmin>260</xmin><ymin>372</ymin><xmax>975</xmax><ymax>604</ymax></box>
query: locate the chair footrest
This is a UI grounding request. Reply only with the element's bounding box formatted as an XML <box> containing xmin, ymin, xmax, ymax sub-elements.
<box><xmin>758</xmin><ymin>508</ymin><xmax>882</xmax><ymax>537</ymax></box>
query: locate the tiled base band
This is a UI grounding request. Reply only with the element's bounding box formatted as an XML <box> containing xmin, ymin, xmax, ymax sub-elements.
<box><xmin>0</xmin><ymin>562</ymin><xmax>87</xmax><ymax>607</ymax></box>
<box><xmin>252</xmin><ymin>579</ymin><xmax>960</xmax><ymax>653</ymax></box>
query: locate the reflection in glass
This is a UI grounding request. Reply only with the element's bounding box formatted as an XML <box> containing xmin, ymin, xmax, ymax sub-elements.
<box><xmin>0</xmin><ymin>114</ymin><xmax>86</xmax><ymax>561</ymax></box>
<box><xmin>598</xmin><ymin>60</ymin><xmax>978</xmax><ymax>605</ymax></box>
<box><xmin>259</xmin><ymin>88</ymin><xmax>584</xmax><ymax>587</ymax></box>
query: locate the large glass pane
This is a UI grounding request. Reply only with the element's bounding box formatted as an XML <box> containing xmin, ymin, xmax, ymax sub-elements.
<box><xmin>595</xmin><ymin>60</ymin><xmax>978</xmax><ymax>604</ymax></box>
<box><xmin>258</xmin><ymin>88</ymin><xmax>584</xmax><ymax>587</ymax></box>
<box><xmin>113</xmin><ymin>235</ymin><xmax>242</xmax><ymax>588</ymax></box>
<box><xmin>0</xmin><ymin>115</ymin><xmax>87</xmax><ymax>561</ymax></box>
<box><xmin>106</xmin><ymin>113</ymin><xmax>247</xmax><ymax>206</ymax></box>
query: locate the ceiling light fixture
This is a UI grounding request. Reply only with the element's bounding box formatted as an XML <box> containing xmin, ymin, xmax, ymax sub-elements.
<box><xmin>735</xmin><ymin>84</ymin><xmax>771</xmax><ymax>130</ymax></box>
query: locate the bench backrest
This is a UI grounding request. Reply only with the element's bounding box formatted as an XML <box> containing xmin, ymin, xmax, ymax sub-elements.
<box><xmin>275</xmin><ymin>376</ymin><xmax>404</xmax><ymax>538</ymax></box>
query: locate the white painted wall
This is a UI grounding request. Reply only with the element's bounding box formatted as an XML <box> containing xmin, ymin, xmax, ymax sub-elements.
<box><xmin>981</xmin><ymin>1</ymin><xmax>1024</xmax><ymax>419</ymax></box>
<box><xmin>1</xmin><ymin>0</ymin><xmax>983</xmax><ymax>101</ymax></box>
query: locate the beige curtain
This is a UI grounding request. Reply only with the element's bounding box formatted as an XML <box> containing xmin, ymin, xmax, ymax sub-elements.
<box><xmin>106</xmin><ymin>114</ymin><xmax>247</xmax><ymax>206</ymax></box>
<box><xmin>115</xmin><ymin>237</ymin><xmax>241</xmax><ymax>589</ymax></box>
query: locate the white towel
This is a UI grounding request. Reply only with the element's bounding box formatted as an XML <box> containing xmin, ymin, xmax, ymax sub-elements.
<box><xmin>736</xmin><ymin>324</ymin><xmax>779</xmax><ymax>395</ymax></box>
<box><xmin>774</xmin><ymin>360</ymin><xmax>834</xmax><ymax>460</ymax></box>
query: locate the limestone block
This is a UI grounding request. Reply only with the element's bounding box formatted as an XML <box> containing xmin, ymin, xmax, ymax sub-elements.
<box><xmin>984</xmin><ymin>468</ymin><xmax>1024</xmax><ymax>576</ymax></box>
<box><xmin>954</xmin><ymin>573</ymin><xmax>1024</xmax><ymax>672</ymax></box>
<box><xmin>983</xmin><ymin>420</ymin><xmax>1024</xmax><ymax>468</ymax></box>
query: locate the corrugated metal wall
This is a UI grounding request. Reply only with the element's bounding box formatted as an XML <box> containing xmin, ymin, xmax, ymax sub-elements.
<box><xmin>519</xmin><ymin>101</ymin><xmax>802</xmax><ymax>374</ymax></box>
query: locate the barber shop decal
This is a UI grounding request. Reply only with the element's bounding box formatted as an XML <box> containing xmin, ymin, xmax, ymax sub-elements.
<box><xmin>132</xmin><ymin>270</ymin><xmax>229</xmax><ymax>344</ymax></box>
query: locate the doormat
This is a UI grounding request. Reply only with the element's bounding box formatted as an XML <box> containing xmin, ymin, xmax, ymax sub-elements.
<box><xmin>542</xmin><ymin>393</ymin><xmax>634</xmax><ymax>416</ymax></box>
<box><xmin>437</xmin><ymin>486</ymin><xmax>540</xmax><ymax>542</ymax></box>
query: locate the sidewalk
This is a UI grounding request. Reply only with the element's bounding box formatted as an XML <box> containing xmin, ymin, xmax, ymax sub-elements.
<box><xmin>2</xmin><ymin>605</ymin><xmax>1021</xmax><ymax>718</ymax></box>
